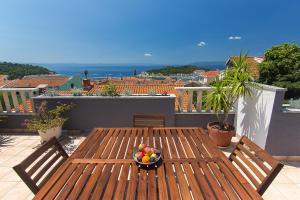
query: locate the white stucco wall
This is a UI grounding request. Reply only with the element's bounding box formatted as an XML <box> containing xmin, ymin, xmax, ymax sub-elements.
<box><xmin>235</xmin><ymin>85</ymin><xmax>283</xmax><ymax>148</ymax></box>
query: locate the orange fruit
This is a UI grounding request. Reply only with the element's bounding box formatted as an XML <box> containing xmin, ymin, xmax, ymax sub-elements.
<box><xmin>142</xmin><ymin>155</ymin><xmax>150</xmax><ymax>163</ymax></box>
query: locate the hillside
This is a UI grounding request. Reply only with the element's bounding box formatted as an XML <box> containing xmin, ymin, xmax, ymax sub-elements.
<box><xmin>0</xmin><ymin>62</ymin><xmax>53</xmax><ymax>80</ymax></box>
<box><xmin>147</xmin><ymin>65</ymin><xmax>209</xmax><ymax>75</ymax></box>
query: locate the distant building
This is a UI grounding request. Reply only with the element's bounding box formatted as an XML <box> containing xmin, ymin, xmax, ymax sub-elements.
<box><xmin>226</xmin><ymin>56</ymin><xmax>265</xmax><ymax>80</ymax></box>
<box><xmin>0</xmin><ymin>75</ymin><xmax>11</xmax><ymax>88</ymax></box>
<box><xmin>4</xmin><ymin>75</ymin><xmax>70</xmax><ymax>89</ymax></box>
<box><xmin>58</xmin><ymin>76</ymin><xmax>83</xmax><ymax>91</ymax></box>
<box><xmin>200</xmin><ymin>70</ymin><xmax>221</xmax><ymax>84</ymax></box>
<box><xmin>89</xmin><ymin>82</ymin><xmax>193</xmax><ymax>110</ymax></box>
<box><xmin>193</xmin><ymin>69</ymin><xmax>206</xmax><ymax>76</ymax></box>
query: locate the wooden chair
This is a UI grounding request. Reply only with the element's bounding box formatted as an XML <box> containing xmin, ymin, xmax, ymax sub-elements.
<box><xmin>133</xmin><ymin>114</ymin><xmax>165</xmax><ymax>127</ymax></box>
<box><xmin>229</xmin><ymin>136</ymin><xmax>284</xmax><ymax>195</ymax></box>
<box><xmin>13</xmin><ymin>137</ymin><xmax>69</xmax><ymax>194</ymax></box>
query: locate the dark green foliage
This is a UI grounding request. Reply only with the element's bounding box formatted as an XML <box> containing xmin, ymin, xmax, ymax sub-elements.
<box><xmin>101</xmin><ymin>83</ymin><xmax>120</xmax><ymax>96</ymax></box>
<box><xmin>24</xmin><ymin>101</ymin><xmax>73</xmax><ymax>132</ymax></box>
<box><xmin>0</xmin><ymin>62</ymin><xmax>52</xmax><ymax>80</ymax></box>
<box><xmin>147</xmin><ymin>65</ymin><xmax>209</xmax><ymax>75</ymax></box>
<box><xmin>83</xmin><ymin>70</ymin><xmax>88</xmax><ymax>79</ymax></box>
<box><xmin>259</xmin><ymin>43</ymin><xmax>300</xmax><ymax>98</ymax></box>
<box><xmin>205</xmin><ymin>53</ymin><xmax>258</xmax><ymax>130</ymax></box>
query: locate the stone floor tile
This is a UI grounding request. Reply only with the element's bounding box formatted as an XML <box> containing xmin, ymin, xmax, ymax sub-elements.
<box><xmin>0</xmin><ymin>181</ymin><xmax>19</xmax><ymax>199</ymax></box>
<box><xmin>282</xmin><ymin>168</ymin><xmax>300</xmax><ymax>184</ymax></box>
<box><xmin>0</xmin><ymin>167</ymin><xmax>14</xmax><ymax>179</ymax></box>
<box><xmin>17</xmin><ymin>139</ymin><xmax>39</xmax><ymax>147</ymax></box>
<box><xmin>0</xmin><ymin>169</ymin><xmax>21</xmax><ymax>182</ymax></box>
<box><xmin>25</xmin><ymin>193</ymin><xmax>34</xmax><ymax>200</ymax></box>
<box><xmin>274</xmin><ymin>184</ymin><xmax>300</xmax><ymax>200</ymax></box>
<box><xmin>273</xmin><ymin>171</ymin><xmax>294</xmax><ymax>184</ymax></box>
<box><xmin>1</xmin><ymin>181</ymin><xmax>32</xmax><ymax>200</ymax></box>
<box><xmin>1</xmin><ymin>156</ymin><xmax>28</xmax><ymax>167</ymax></box>
<box><xmin>263</xmin><ymin>184</ymin><xmax>288</xmax><ymax>200</ymax></box>
<box><xmin>0</xmin><ymin>155</ymin><xmax>12</xmax><ymax>166</ymax></box>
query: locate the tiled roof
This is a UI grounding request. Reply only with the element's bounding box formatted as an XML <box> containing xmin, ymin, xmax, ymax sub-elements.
<box><xmin>227</xmin><ymin>56</ymin><xmax>265</xmax><ymax>80</ymax></box>
<box><xmin>96</xmin><ymin>77</ymin><xmax>176</xmax><ymax>85</ymax></box>
<box><xmin>0</xmin><ymin>75</ymin><xmax>11</xmax><ymax>87</ymax></box>
<box><xmin>4</xmin><ymin>75</ymin><xmax>70</xmax><ymax>88</ymax></box>
<box><xmin>90</xmin><ymin>83</ymin><xmax>193</xmax><ymax>111</ymax></box>
<box><xmin>202</xmin><ymin>70</ymin><xmax>221</xmax><ymax>77</ymax></box>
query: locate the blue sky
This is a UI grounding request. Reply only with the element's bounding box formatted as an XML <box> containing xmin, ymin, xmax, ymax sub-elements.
<box><xmin>0</xmin><ymin>0</ymin><xmax>299</xmax><ymax>64</ymax></box>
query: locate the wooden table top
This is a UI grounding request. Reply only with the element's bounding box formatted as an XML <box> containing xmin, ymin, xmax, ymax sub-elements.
<box><xmin>34</xmin><ymin>127</ymin><xmax>262</xmax><ymax>200</ymax></box>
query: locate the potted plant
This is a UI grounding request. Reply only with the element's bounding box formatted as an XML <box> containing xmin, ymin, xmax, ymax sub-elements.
<box><xmin>25</xmin><ymin>101</ymin><xmax>72</xmax><ymax>142</ymax></box>
<box><xmin>205</xmin><ymin>53</ymin><xmax>258</xmax><ymax>147</ymax></box>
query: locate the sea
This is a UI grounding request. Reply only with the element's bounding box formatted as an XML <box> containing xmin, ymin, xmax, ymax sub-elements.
<box><xmin>40</xmin><ymin>62</ymin><xmax>225</xmax><ymax>79</ymax></box>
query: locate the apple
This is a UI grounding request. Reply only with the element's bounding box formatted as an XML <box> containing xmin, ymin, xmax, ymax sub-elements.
<box><xmin>138</xmin><ymin>143</ymin><xmax>146</xmax><ymax>151</ymax></box>
<box><xmin>144</xmin><ymin>146</ymin><xmax>151</xmax><ymax>153</ymax></box>
<box><xmin>150</xmin><ymin>153</ymin><xmax>157</xmax><ymax>159</ymax></box>
<box><xmin>135</xmin><ymin>151</ymin><xmax>144</xmax><ymax>158</ymax></box>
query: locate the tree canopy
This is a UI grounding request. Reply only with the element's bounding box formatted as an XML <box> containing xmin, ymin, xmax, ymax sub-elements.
<box><xmin>0</xmin><ymin>62</ymin><xmax>52</xmax><ymax>80</ymax></box>
<box><xmin>147</xmin><ymin>65</ymin><xmax>208</xmax><ymax>75</ymax></box>
<box><xmin>259</xmin><ymin>43</ymin><xmax>300</xmax><ymax>98</ymax></box>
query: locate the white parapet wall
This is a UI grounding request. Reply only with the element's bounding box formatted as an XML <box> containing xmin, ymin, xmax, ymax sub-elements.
<box><xmin>235</xmin><ymin>84</ymin><xmax>286</xmax><ymax>148</ymax></box>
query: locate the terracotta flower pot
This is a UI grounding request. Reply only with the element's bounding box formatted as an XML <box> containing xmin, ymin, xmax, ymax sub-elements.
<box><xmin>207</xmin><ymin>122</ymin><xmax>235</xmax><ymax>147</ymax></box>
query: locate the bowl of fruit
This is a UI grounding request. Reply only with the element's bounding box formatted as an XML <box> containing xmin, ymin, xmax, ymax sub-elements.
<box><xmin>133</xmin><ymin>144</ymin><xmax>161</xmax><ymax>167</ymax></box>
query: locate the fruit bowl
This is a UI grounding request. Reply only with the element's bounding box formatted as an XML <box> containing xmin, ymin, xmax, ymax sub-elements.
<box><xmin>133</xmin><ymin>144</ymin><xmax>161</xmax><ymax>168</ymax></box>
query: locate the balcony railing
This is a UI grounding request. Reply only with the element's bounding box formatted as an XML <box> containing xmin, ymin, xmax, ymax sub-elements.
<box><xmin>0</xmin><ymin>84</ymin><xmax>48</xmax><ymax>114</ymax></box>
<box><xmin>175</xmin><ymin>86</ymin><xmax>213</xmax><ymax>112</ymax></box>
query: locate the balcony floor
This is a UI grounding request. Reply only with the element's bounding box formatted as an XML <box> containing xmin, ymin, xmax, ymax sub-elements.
<box><xmin>0</xmin><ymin>134</ymin><xmax>299</xmax><ymax>200</ymax></box>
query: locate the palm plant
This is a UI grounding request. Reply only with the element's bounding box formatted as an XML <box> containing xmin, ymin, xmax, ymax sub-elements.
<box><xmin>205</xmin><ymin>53</ymin><xmax>259</xmax><ymax>131</ymax></box>
<box><xmin>84</xmin><ymin>70</ymin><xmax>88</xmax><ymax>79</ymax></box>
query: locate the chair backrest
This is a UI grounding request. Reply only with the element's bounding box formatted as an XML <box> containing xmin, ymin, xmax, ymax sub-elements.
<box><xmin>13</xmin><ymin>137</ymin><xmax>69</xmax><ymax>194</ymax></box>
<box><xmin>133</xmin><ymin>114</ymin><xmax>165</xmax><ymax>127</ymax></box>
<box><xmin>229</xmin><ymin>136</ymin><xmax>284</xmax><ymax>195</ymax></box>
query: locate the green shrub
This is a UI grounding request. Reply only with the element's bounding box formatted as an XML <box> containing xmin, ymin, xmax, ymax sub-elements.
<box><xmin>148</xmin><ymin>89</ymin><xmax>157</xmax><ymax>96</ymax></box>
<box><xmin>101</xmin><ymin>83</ymin><xmax>119</xmax><ymax>96</ymax></box>
<box><xmin>71</xmin><ymin>88</ymin><xmax>83</xmax><ymax>96</ymax></box>
<box><xmin>25</xmin><ymin>101</ymin><xmax>73</xmax><ymax>132</ymax></box>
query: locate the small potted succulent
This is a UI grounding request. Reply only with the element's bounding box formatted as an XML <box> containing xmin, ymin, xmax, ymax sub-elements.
<box><xmin>205</xmin><ymin>53</ymin><xmax>258</xmax><ymax>147</ymax></box>
<box><xmin>25</xmin><ymin>101</ymin><xmax>73</xmax><ymax>142</ymax></box>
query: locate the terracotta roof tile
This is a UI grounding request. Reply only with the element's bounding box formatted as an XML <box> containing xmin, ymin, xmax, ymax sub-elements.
<box><xmin>91</xmin><ymin>83</ymin><xmax>193</xmax><ymax>111</ymax></box>
<box><xmin>4</xmin><ymin>75</ymin><xmax>70</xmax><ymax>88</ymax></box>
<box><xmin>228</xmin><ymin>56</ymin><xmax>265</xmax><ymax>80</ymax></box>
<box><xmin>202</xmin><ymin>70</ymin><xmax>221</xmax><ymax>77</ymax></box>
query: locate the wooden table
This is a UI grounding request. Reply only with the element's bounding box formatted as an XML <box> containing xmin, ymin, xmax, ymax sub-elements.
<box><xmin>34</xmin><ymin>127</ymin><xmax>262</xmax><ymax>200</ymax></box>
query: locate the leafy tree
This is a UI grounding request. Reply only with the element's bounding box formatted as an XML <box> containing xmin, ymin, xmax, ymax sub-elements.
<box><xmin>147</xmin><ymin>65</ymin><xmax>209</xmax><ymax>75</ymax></box>
<box><xmin>83</xmin><ymin>70</ymin><xmax>88</xmax><ymax>79</ymax></box>
<box><xmin>259</xmin><ymin>43</ymin><xmax>300</xmax><ymax>98</ymax></box>
<box><xmin>0</xmin><ymin>62</ymin><xmax>52</xmax><ymax>80</ymax></box>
